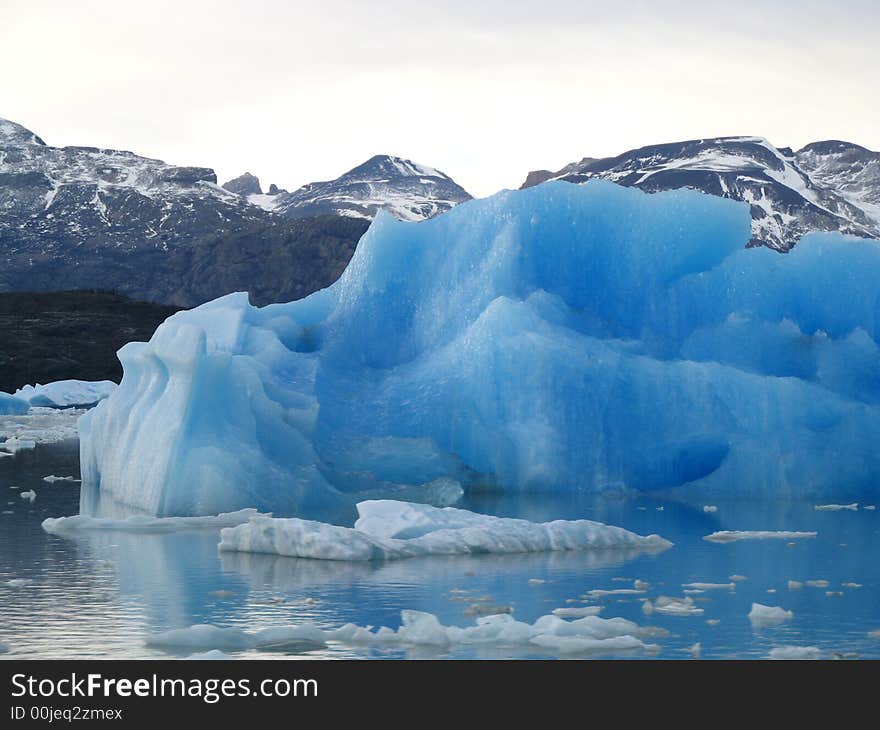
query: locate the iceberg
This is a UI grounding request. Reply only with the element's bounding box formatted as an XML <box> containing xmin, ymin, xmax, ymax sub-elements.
<box><xmin>0</xmin><ymin>392</ymin><xmax>28</xmax><ymax>416</ymax></box>
<box><xmin>79</xmin><ymin>180</ymin><xmax>880</xmax><ymax>518</ymax></box>
<box><xmin>14</xmin><ymin>380</ymin><xmax>116</xmax><ymax>409</ymax></box>
<box><xmin>218</xmin><ymin>500</ymin><xmax>671</xmax><ymax>561</ymax></box>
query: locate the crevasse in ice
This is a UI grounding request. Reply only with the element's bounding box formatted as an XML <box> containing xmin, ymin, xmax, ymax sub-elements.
<box><xmin>79</xmin><ymin>180</ymin><xmax>880</xmax><ymax>518</ymax></box>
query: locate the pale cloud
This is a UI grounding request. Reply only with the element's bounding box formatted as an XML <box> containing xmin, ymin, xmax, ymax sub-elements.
<box><xmin>2</xmin><ymin>0</ymin><xmax>877</xmax><ymax>196</ymax></box>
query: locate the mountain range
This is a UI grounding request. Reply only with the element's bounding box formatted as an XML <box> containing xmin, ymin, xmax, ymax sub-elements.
<box><xmin>0</xmin><ymin>117</ymin><xmax>468</xmax><ymax>306</ymax></box>
<box><xmin>2</xmin><ymin>116</ymin><xmax>879</xmax><ymax>309</ymax></box>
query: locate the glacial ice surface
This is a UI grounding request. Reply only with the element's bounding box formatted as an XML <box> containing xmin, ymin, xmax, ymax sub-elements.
<box><xmin>218</xmin><ymin>500</ymin><xmax>671</xmax><ymax>561</ymax></box>
<box><xmin>14</xmin><ymin>380</ymin><xmax>116</xmax><ymax>408</ymax></box>
<box><xmin>78</xmin><ymin>180</ymin><xmax>880</xmax><ymax>518</ymax></box>
<box><xmin>0</xmin><ymin>392</ymin><xmax>28</xmax><ymax>416</ymax></box>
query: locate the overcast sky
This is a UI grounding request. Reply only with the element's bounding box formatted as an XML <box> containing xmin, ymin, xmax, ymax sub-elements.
<box><xmin>2</xmin><ymin>0</ymin><xmax>878</xmax><ymax>197</ymax></box>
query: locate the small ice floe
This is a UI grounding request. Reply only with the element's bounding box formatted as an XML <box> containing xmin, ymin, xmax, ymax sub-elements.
<box><xmin>42</xmin><ymin>475</ymin><xmax>80</xmax><ymax>484</ymax></box>
<box><xmin>302</xmin><ymin>597</ymin><xmax>321</xmax><ymax>606</ymax></box>
<box><xmin>42</xmin><ymin>509</ymin><xmax>263</xmax><ymax>534</ymax></box>
<box><xmin>748</xmin><ymin>603</ymin><xmax>793</xmax><ymax>627</ymax></box>
<box><xmin>843</xmin><ymin>583</ymin><xmax>862</xmax><ymax>589</ymax></box>
<box><xmin>729</xmin><ymin>575</ymin><xmax>748</xmax><ymax>583</ymax></box>
<box><xmin>5</xmin><ymin>578</ymin><xmax>31</xmax><ymax>587</ymax></box>
<box><xmin>832</xmin><ymin>652</ymin><xmax>860</xmax><ymax>660</ymax></box>
<box><xmin>769</xmin><ymin>646</ymin><xmax>821</xmax><ymax>660</ymax></box>
<box><xmin>706</xmin><ymin>619</ymin><xmax>721</xmax><ymax>626</ymax></box>
<box><xmin>0</xmin><ymin>438</ymin><xmax>36</xmax><ymax>454</ymax></box>
<box><xmin>551</xmin><ymin>606</ymin><xmax>603</xmax><ymax>618</ymax></box>
<box><xmin>19</xmin><ymin>490</ymin><xmax>36</xmax><ymax>502</ymax></box>
<box><xmin>825</xmin><ymin>591</ymin><xmax>843</xmax><ymax>597</ymax></box>
<box><xmin>184</xmin><ymin>650</ymin><xmax>234</xmax><ymax>660</ymax></box>
<box><xmin>814</xmin><ymin>503</ymin><xmax>858</xmax><ymax>512</ymax></box>
<box><xmin>583</xmin><ymin>588</ymin><xmax>646</xmax><ymax>599</ymax></box>
<box><xmin>1</xmin><ymin>511</ymin><xmax>13</xmax><ymax>515</ymax></box>
<box><xmin>864</xmin><ymin>505</ymin><xmax>876</xmax><ymax>511</ymax></box>
<box><xmin>683</xmin><ymin>589</ymin><xmax>705</xmax><ymax>595</ymax></box>
<box><xmin>528</xmin><ymin>578</ymin><xmax>546</xmax><ymax>586</ymax></box>
<box><xmin>147</xmin><ymin>609</ymin><xmax>665</xmax><ymax>656</ymax></box>
<box><xmin>868</xmin><ymin>629</ymin><xmax>880</xmax><ymax>640</ymax></box>
<box><xmin>703</xmin><ymin>530</ymin><xmax>817</xmax><ymax>543</ymax></box>
<box><xmin>682</xmin><ymin>582</ymin><xmax>735</xmax><ymax>591</ymax></box>
<box><xmin>806</xmin><ymin>580</ymin><xmax>830</xmax><ymax>588</ymax></box>
<box><xmin>633</xmin><ymin>579</ymin><xmax>650</xmax><ymax>591</ymax></box>
<box><xmin>647</xmin><ymin>596</ymin><xmax>703</xmax><ymax>616</ymax></box>
<box><xmin>688</xmin><ymin>642</ymin><xmax>701</xmax><ymax>658</ymax></box>
<box><xmin>656</xmin><ymin>506</ymin><xmax>665</xmax><ymax>511</ymax></box>
<box><xmin>766</xmin><ymin>589</ymin><xmax>777</xmax><ymax>594</ymax></box>
<box><xmin>220</xmin><ymin>501</ymin><xmax>672</xmax><ymax>562</ymax></box>
<box><xmin>703</xmin><ymin>505</ymin><xmax>718</xmax><ymax>513</ymax></box>
<box><xmin>788</xmin><ymin>580</ymin><xmax>803</xmax><ymax>590</ymax></box>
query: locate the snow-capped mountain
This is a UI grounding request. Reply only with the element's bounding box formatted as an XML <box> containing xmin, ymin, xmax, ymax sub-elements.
<box><xmin>522</xmin><ymin>137</ymin><xmax>880</xmax><ymax>251</ymax></box>
<box><xmin>225</xmin><ymin>154</ymin><xmax>472</xmax><ymax>222</ymax></box>
<box><xmin>0</xmin><ymin>118</ymin><xmax>463</xmax><ymax>306</ymax></box>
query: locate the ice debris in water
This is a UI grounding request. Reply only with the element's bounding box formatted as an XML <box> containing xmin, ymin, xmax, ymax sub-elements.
<box><xmin>78</xmin><ymin>180</ymin><xmax>880</xmax><ymax>519</ymax></box>
<box><xmin>682</xmin><ymin>582</ymin><xmax>735</xmax><ymax>591</ymax></box>
<box><xmin>19</xmin><ymin>490</ymin><xmax>36</xmax><ymax>502</ymax></box>
<box><xmin>769</xmin><ymin>646</ymin><xmax>821</xmax><ymax>660</ymax></box>
<box><xmin>645</xmin><ymin>596</ymin><xmax>704</xmax><ymax>616</ymax></box>
<box><xmin>806</xmin><ymin>580</ymin><xmax>830</xmax><ymax>588</ymax></box>
<box><xmin>42</xmin><ymin>509</ymin><xmax>263</xmax><ymax>534</ymax></box>
<box><xmin>788</xmin><ymin>581</ymin><xmax>804</xmax><ymax>590</ymax></box>
<box><xmin>218</xmin><ymin>500</ymin><xmax>671</xmax><ymax>562</ymax></box>
<box><xmin>5</xmin><ymin>579</ymin><xmax>30</xmax><ymax>587</ymax></box>
<box><xmin>814</xmin><ymin>503</ymin><xmax>858</xmax><ymax>511</ymax></box>
<box><xmin>748</xmin><ymin>603</ymin><xmax>793</xmax><ymax>626</ymax></box>
<box><xmin>703</xmin><ymin>505</ymin><xmax>718</xmax><ymax>513</ymax></box>
<box><xmin>551</xmin><ymin>606</ymin><xmax>603</xmax><ymax>618</ymax></box>
<box><xmin>146</xmin><ymin>609</ymin><xmax>662</xmax><ymax>656</ymax></box>
<box><xmin>729</xmin><ymin>575</ymin><xmax>748</xmax><ymax>582</ymax></box>
<box><xmin>42</xmin><ymin>475</ymin><xmax>80</xmax><ymax>484</ymax></box>
<box><xmin>703</xmin><ymin>530</ymin><xmax>817</xmax><ymax>543</ymax></box>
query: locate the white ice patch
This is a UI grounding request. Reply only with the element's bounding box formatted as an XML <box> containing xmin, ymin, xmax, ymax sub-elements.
<box><xmin>20</xmin><ymin>490</ymin><xmax>36</xmax><ymax>502</ymax></box>
<box><xmin>1</xmin><ymin>407</ymin><xmax>86</xmax><ymax>448</ymax></box>
<box><xmin>806</xmin><ymin>580</ymin><xmax>830</xmax><ymax>588</ymax></box>
<box><xmin>703</xmin><ymin>530</ymin><xmax>817</xmax><ymax>543</ymax></box>
<box><xmin>748</xmin><ymin>603</ymin><xmax>793</xmax><ymax>626</ymax></box>
<box><xmin>42</xmin><ymin>509</ymin><xmax>264</xmax><ymax>534</ymax></box>
<box><xmin>703</xmin><ymin>505</ymin><xmax>718</xmax><ymax>513</ymax></box>
<box><xmin>647</xmin><ymin>596</ymin><xmax>704</xmax><ymax>616</ymax></box>
<box><xmin>43</xmin><ymin>475</ymin><xmax>80</xmax><ymax>484</ymax></box>
<box><xmin>551</xmin><ymin>606</ymin><xmax>603</xmax><ymax>618</ymax></box>
<box><xmin>769</xmin><ymin>646</ymin><xmax>821</xmax><ymax>660</ymax></box>
<box><xmin>14</xmin><ymin>380</ymin><xmax>116</xmax><ymax>408</ymax></box>
<box><xmin>814</xmin><ymin>503</ymin><xmax>859</xmax><ymax>511</ymax></box>
<box><xmin>682</xmin><ymin>582</ymin><xmax>735</xmax><ymax>591</ymax></box>
<box><xmin>219</xmin><ymin>501</ymin><xmax>672</xmax><ymax>562</ymax></box>
<box><xmin>146</xmin><ymin>609</ymin><xmax>661</xmax><ymax>656</ymax></box>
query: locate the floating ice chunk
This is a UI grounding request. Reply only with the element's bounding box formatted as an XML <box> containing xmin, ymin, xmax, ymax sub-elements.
<box><xmin>219</xmin><ymin>501</ymin><xmax>672</xmax><ymax>562</ymax></box>
<box><xmin>769</xmin><ymin>646</ymin><xmax>821</xmax><ymax>660</ymax></box>
<box><xmin>788</xmin><ymin>580</ymin><xmax>803</xmax><ymax>590</ymax></box>
<box><xmin>19</xmin><ymin>490</ymin><xmax>36</xmax><ymax>502</ymax></box>
<box><xmin>730</xmin><ymin>575</ymin><xmax>748</xmax><ymax>582</ymax></box>
<box><xmin>825</xmin><ymin>591</ymin><xmax>843</xmax><ymax>597</ymax></box>
<box><xmin>864</xmin><ymin>505</ymin><xmax>877</xmax><ymax>511</ymax></box>
<box><xmin>748</xmin><ymin>603</ymin><xmax>793</xmax><ymax>626</ymax></box>
<box><xmin>688</xmin><ymin>642</ymin><xmax>701</xmax><ymax>658</ymax></box>
<box><xmin>147</xmin><ymin>609</ymin><xmax>662</xmax><ymax>657</ymax></box>
<box><xmin>527</xmin><ymin>578</ymin><xmax>545</xmax><ymax>586</ymax></box>
<box><xmin>842</xmin><ymin>582</ymin><xmax>862</xmax><ymax>589</ymax></box>
<box><xmin>1</xmin><ymin>438</ymin><xmax>36</xmax><ymax>454</ymax></box>
<box><xmin>706</xmin><ymin>619</ymin><xmax>720</xmax><ymax>626</ymax></box>
<box><xmin>703</xmin><ymin>530</ymin><xmax>817</xmax><ymax>543</ymax></box>
<box><xmin>184</xmin><ymin>650</ymin><xmax>234</xmax><ymax>660</ymax></box>
<box><xmin>42</xmin><ymin>509</ymin><xmax>263</xmax><ymax>535</ymax></box>
<box><xmin>806</xmin><ymin>580</ymin><xmax>830</xmax><ymax>588</ymax></box>
<box><xmin>814</xmin><ymin>503</ymin><xmax>858</xmax><ymax>511</ymax></box>
<box><xmin>682</xmin><ymin>582</ymin><xmax>735</xmax><ymax>590</ymax></box>
<box><xmin>14</xmin><ymin>380</ymin><xmax>116</xmax><ymax>409</ymax></box>
<box><xmin>0</xmin><ymin>392</ymin><xmax>29</xmax><ymax>416</ymax></box>
<box><xmin>868</xmin><ymin>629</ymin><xmax>880</xmax><ymax>639</ymax></box>
<box><xmin>551</xmin><ymin>606</ymin><xmax>604</xmax><ymax>618</ymax></box>
<box><xmin>5</xmin><ymin>578</ymin><xmax>30</xmax><ymax>587</ymax></box>
<box><xmin>584</xmin><ymin>588</ymin><xmax>647</xmax><ymax>599</ymax></box>
<box><xmin>633</xmin><ymin>579</ymin><xmax>650</xmax><ymax>591</ymax></box>
<box><xmin>650</xmin><ymin>596</ymin><xmax>704</xmax><ymax>616</ymax></box>
<box><xmin>42</xmin><ymin>475</ymin><xmax>80</xmax><ymax>484</ymax></box>
<box><xmin>703</xmin><ymin>505</ymin><xmax>718</xmax><ymax>513</ymax></box>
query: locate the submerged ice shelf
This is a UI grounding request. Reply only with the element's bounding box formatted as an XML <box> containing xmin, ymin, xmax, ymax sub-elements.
<box><xmin>79</xmin><ymin>180</ymin><xmax>880</xmax><ymax>519</ymax></box>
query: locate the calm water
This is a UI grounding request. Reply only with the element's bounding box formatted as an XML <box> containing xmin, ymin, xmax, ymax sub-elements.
<box><xmin>1</xmin><ymin>441</ymin><xmax>879</xmax><ymax>660</ymax></box>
